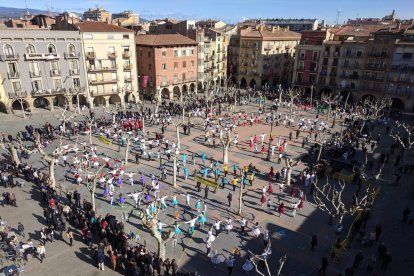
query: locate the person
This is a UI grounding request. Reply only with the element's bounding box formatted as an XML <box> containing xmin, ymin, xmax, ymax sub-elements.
<box><xmin>263</xmin><ymin>230</ymin><xmax>269</xmax><ymax>248</ymax></box>
<box><xmin>206</xmin><ymin>239</ymin><xmax>212</xmax><ymax>256</ymax></box>
<box><xmin>319</xmin><ymin>256</ymin><xmax>328</xmax><ymax>275</ymax></box>
<box><xmin>311</xmin><ymin>235</ymin><xmax>318</xmax><ymax>251</ymax></box>
<box><xmin>226</xmin><ymin>255</ymin><xmax>235</xmax><ymax>275</ymax></box>
<box><xmin>96</xmin><ymin>249</ymin><xmax>105</xmax><ymax>271</ymax></box>
<box><xmin>205</xmin><ymin>185</ymin><xmax>209</xmax><ymax>199</ymax></box>
<box><xmin>211</xmin><ymin>250</ymin><xmax>221</xmax><ymax>268</ymax></box>
<box><xmin>353</xmin><ymin>251</ymin><xmax>364</xmax><ymax>268</ymax></box>
<box><xmin>111</xmin><ymin>250</ymin><xmax>117</xmax><ymax>270</ymax></box>
<box><xmin>252</xmin><ymin>222</ymin><xmax>261</xmax><ymax>238</ymax></box>
<box><xmin>242</xmin><ymin>256</ymin><xmax>254</xmax><ymax>275</ymax></box>
<box><xmin>381</xmin><ymin>251</ymin><xmax>392</xmax><ymax>270</ymax></box>
<box><xmin>66</xmin><ymin>229</ymin><xmax>74</xmax><ymax>247</ymax></box>
<box><xmin>213</xmin><ymin>220</ymin><xmax>221</xmax><ymax>236</ymax></box>
<box><xmin>37</xmin><ymin>243</ymin><xmax>46</xmax><ymax>263</ymax></box>
<box><xmin>227</xmin><ymin>192</ymin><xmax>232</xmax><ymax>207</ymax></box>
<box><xmin>367</xmin><ymin>255</ymin><xmax>376</xmax><ymax>272</ymax></box>
<box><xmin>17</xmin><ymin>222</ymin><xmax>25</xmax><ymax>237</ymax></box>
<box><xmin>277</xmin><ymin>202</ymin><xmax>285</xmax><ymax>217</ymax></box>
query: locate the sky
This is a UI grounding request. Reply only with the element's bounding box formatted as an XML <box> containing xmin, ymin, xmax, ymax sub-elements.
<box><xmin>2</xmin><ymin>0</ymin><xmax>414</xmax><ymax>24</ymax></box>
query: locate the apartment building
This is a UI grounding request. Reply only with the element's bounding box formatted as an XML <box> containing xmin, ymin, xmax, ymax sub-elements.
<box><xmin>0</xmin><ymin>29</ymin><xmax>87</xmax><ymax>114</ymax></box>
<box><xmin>196</xmin><ymin>20</ymin><xmax>226</xmax><ymax>29</ymax></box>
<box><xmin>75</xmin><ymin>21</ymin><xmax>139</xmax><ymax>107</ymax></box>
<box><xmin>83</xmin><ymin>8</ymin><xmax>111</xmax><ymax>22</ymax></box>
<box><xmin>135</xmin><ymin>34</ymin><xmax>198</xmax><ymax>100</ymax></box>
<box><xmin>237</xmin><ymin>25</ymin><xmax>301</xmax><ymax>89</ymax></box>
<box><xmin>262</xmin><ymin>19</ymin><xmax>318</xmax><ymax>32</ymax></box>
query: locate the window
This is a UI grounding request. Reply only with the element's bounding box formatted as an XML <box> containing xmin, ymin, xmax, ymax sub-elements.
<box><xmin>312</xmin><ymin>51</ymin><xmax>318</xmax><ymax>60</ymax></box>
<box><xmin>173</xmin><ymin>74</ymin><xmax>178</xmax><ymax>83</ymax></box>
<box><xmin>29</xmin><ymin>62</ymin><xmax>40</xmax><ymax>75</ymax></box>
<box><xmin>112</xmin><ymin>84</ymin><xmax>118</xmax><ymax>92</ymax></box>
<box><xmin>32</xmin><ymin>80</ymin><xmax>42</xmax><ymax>91</ymax></box>
<box><xmin>174</xmin><ymin>62</ymin><xmax>178</xmax><ymax>70</ymax></box>
<box><xmin>182</xmin><ymin>73</ymin><xmax>186</xmax><ymax>81</ymax></box>
<box><xmin>123</xmin><ymin>34</ymin><xmax>129</xmax><ymax>39</ymax></box>
<box><xmin>107</xmin><ymin>34</ymin><xmax>114</xmax><ymax>40</ymax></box>
<box><xmin>403</xmin><ymin>53</ymin><xmax>413</xmax><ymax>59</ymax></box>
<box><xmin>183</xmin><ymin>61</ymin><xmax>186</xmax><ymax>68</ymax></box>
<box><xmin>8</xmin><ymin>62</ymin><xmax>19</xmax><ymax>78</ymax></box>
<box><xmin>54</xmin><ymin>79</ymin><xmax>62</xmax><ymax>90</ymax></box>
<box><xmin>68</xmin><ymin>44</ymin><xmax>76</xmax><ymax>56</ymax></box>
<box><xmin>174</xmin><ymin>50</ymin><xmax>178</xmax><ymax>57</ymax></box>
<box><xmin>73</xmin><ymin>78</ymin><xmax>80</xmax><ymax>88</ymax></box>
<box><xmin>162</xmin><ymin>75</ymin><xmax>167</xmax><ymax>84</ymax></box>
<box><xmin>12</xmin><ymin>81</ymin><xmax>22</xmax><ymax>93</ymax></box>
<box><xmin>4</xmin><ymin>44</ymin><xmax>14</xmax><ymax>56</ymax></box>
<box><xmin>190</xmin><ymin>49</ymin><xmax>194</xmax><ymax>55</ymax></box>
<box><xmin>162</xmin><ymin>63</ymin><xmax>167</xmax><ymax>70</ymax></box>
<box><xmin>27</xmin><ymin>44</ymin><xmax>36</xmax><ymax>54</ymax></box>
<box><xmin>70</xmin><ymin>60</ymin><xmax>79</xmax><ymax>70</ymax></box>
<box><xmin>148</xmin><ymin>51</ymin><xmax>151</xmax><ymax>58</ymax></box>
<box><xmin>84</xmin><ymin>34</ymin><xmax>93</xmax><ymax>39</ymax></box>
<box><xmin>111</xmin><ymin>73</ymin><xmax>117</xmax><ymax>80</ymax></box>
<box><xmin>162</xmin><ymin>50</ymin><xmax>166</xmax><ymax>57</ymax></box>
<box><xmin>149</xmin><ymin>63</ymin><xmax>152</xmax><ymax>70</ymax></box>
<box><xmin>191</xmin><ymin>61</ymin><xmax>194</xmax><ymax>67</ymax></box>
<box><xmin>182</xmin><ymin>50</ymin><xmax>187</xmax><ymax>56</ymax></box>
<box><xmin>87</xmin><ymin>47</ymin><xmax>94</xmax><ymax>54</ymax></box>
<box><xmin>51</xmin><ymin>61</ymin><xmax>59</xmax><ymax>70</ymax></box>
<box><xmin>108</xmin><ymin>47</ymin><xmax>115</xmax><ymax>53</ymax></box>
<box><xmin>48</xmin><ymin>44</ymin><xmax>56</xmax><ymax>54</ymax></box>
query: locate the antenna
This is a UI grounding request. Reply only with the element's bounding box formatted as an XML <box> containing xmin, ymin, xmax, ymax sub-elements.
<box><xmin>335</xmin><ymin>9</ymin><xmax>343</xmax><ymax>25</ymax></box>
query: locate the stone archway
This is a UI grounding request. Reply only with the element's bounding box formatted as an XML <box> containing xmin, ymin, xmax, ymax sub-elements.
<box><xmin>190</xmin><ymin>83</ymin><xmax>196</xmax><ymax>93</ymax></box>
<box><xmin>319</xmin><ymin>88</ymin><xmax>332</xmax><ymax>98</ymax></box>
<box><xmin>230</xmin><ymin>76</ymin><xmax>237</xmax><ymax>86</ymax></box>
<box><xmin>11</xmin><ymin>99</ymin><xmax>29</xmax><ymax>112</ymax></box>
<box><xmin>109</xmin><ymin>94</ymin><xmax>122</xmax><ymax>105</ymax></box>
<box><xmin>72</xmin><ymin>95</ymin><xmax>87</xmax><ymax>106</ymax></box>
<box><xmin>210</xmin><ymin>80</ymin><xmax>215</xmax><ymax>87</ymax></box>
<box><xmin>0</xmin><ymin>101</ymin><xmax>8</xmax><ymax>114</ymax></box>
<box><xmin>340</xmin><ymin>91</ymin><xmax>353</xmax><ymax>104</ymax></box>
<box><xmin>391</xmin><ymin>98</ymin><xmax>404</xmax><ymax>110</ymax></box>
<box><xmin>173</xmin><ymin>86</ymin><xmax>180</xmax><ymax>100</ymax></box>
<box><xmin>161</xmin><ymin>88</ymin><xmax>170</xmax><ymax>99</ymax></box>
<box><xmin>197</xmin><ymin>82</ymin><xmax>203</xmax><ymax>92</ymax></box>
<box><xmin>33</xmin><ymin>97</ymin><xmax>51</xmax><ymax>109</ymax></box>
<box><xmin>220</xmin><ymin>78</ymin><xmax>225</xmax><ymax>87</ymax></box>
<box><xmin>249</xmin><ymin>78</ymin><xmax>256</xmax><ymax>89</ymax></box>
<box><xmin>125</xmin><ymin>93</ymin><xmax>136</xmax><ymax>103</ymax></box>
<box><xmin>182</xmin><ymin>84</ymin><xmax>188</xmax><ymax>96</ymax></box>
<box><xmin>93</xmin><ymin>96</ymin><xmax>106</xmax><ymax>107</ymax></box>
<box><xmin>240</xmin><ymin>78</ymin><xmax>247</xmax><ymax>89</ymax></box>
<box><xmin>53</xmin><ymin>95</ymin><xmax>67</xmax><ymax>107</ymax></box>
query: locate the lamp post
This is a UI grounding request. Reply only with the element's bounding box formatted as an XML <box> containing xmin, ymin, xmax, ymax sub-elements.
<box><xmin>310</xmin><ymin>84</ymin><xmax>314</xmax><ymax>108</ymax></box>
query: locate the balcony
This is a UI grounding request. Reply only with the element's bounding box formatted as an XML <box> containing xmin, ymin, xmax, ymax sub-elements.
<box><xmin>330</xmin><ymin>72</ymin><xmax>337</xmax><ymax>77</ymax></box>
<box><xmin>91</xmin><ymin>89</ymin><xmax>120</xmax><ymax>96</ymax></box>
<box><xmin>64</xmin><ymin>52</ymin><xmax>80</xmax><ymax>59</ymax></box>
<box><xmin>124</xmin><ymin>75</ymin><xmax>133</xmax><ymax>82</ymax></box>
<box><xmin>24</xmin><ymin>53</ymin><xmax>60</xmax><ymax>60</ymax></box>
<box><xmin>70</xmin><ymin>68</ymin><xmax>80</xmax><ymax>76</ymax></box>
<box><xmin>368</xmin><ymin>52</ymin><xmax>388</xmax><ymax>58</ymax></box>
<box><xmin>87</xmin><ymin>66</ymin><xmax>118</xmax><ymax>72</ymax></box>
<box><xmin>86</xmin><ymin>52</ymin><xmax>96</xmax><ymax>60</ymax></box>
<box><xmin>323</xmin><ymin>51</ymin><xmax>330</xmax><ymax>57</ymax></box>
<box><xmin>8</xmin><ymin>91</ymin><xmax>28</xmax><ymax>99</ymax></box>
<box><xmin>122</xmin><ymin>51</ymin><xmax>131</xmax><ymax>59</ymax></box>
<box><xmin>108</xmin><ymin>52</ymin><xmax>117</xmax><ymax>59</ymax></box>
<box><xmin>0</xmin><ymin>53</ymin><xmax>20</xmax><ymax>61</ymax></box>
<box><xmin>320</xmin><ymin>71</ymin><xmax>327</xmax><ymax>76</ymax></box>
<box><xmin>123</xmin><ymin>64</ymin><xmax>133</xmax><ymax>71</ymax></box>
<box><xmin>390</xmin><ymin>65</ymin><xmax>414</xmax><ymax>72</ymax></box>
<box><xmin>362</xmin><ymin>75</ymin><xmax>384</xmax><ymax>81</ymax></box>
<box><xmin>88</xmin><ymin>78</ymin><xmax>119</xmax><ymax>85</ymax></box>
<box><xmin>340</xmin><ymin>74</ymin><xmax>360</xmax><ymax>80</ymax></box>
<box><xmin>7</xmin><ymin>72</ymin><xmax>20</xmax><ymax>79</ymax></box>
<box><xmin>29</xmin><ymin>71</ymin><xmax>42</xmax><ymax>78</ymax></box>
<box><xmin>334</xmin><ymin>52</ymin><xmax>340</xmax><ymax>57</ymax></box>
<box><xmin>50</xmin><ymin>69</ymin><xmax>61</xmax><ymax>77</ymax></box>
<box><xmin>365</xmin><ymin>64</ymin><xmax>386</xmax><ymax>70</ymax></box>
<box><xmin>159</xmin><ymin>81</ymin><xmax>170</xmax><ymax>87</ymax></box>
<box><xmin>31</xmin><ymin>88</ymin><xmax>65</xmax><ymax>96</ymax></box>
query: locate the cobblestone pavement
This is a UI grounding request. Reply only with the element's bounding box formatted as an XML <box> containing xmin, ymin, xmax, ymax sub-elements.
<box><xmin>0</xmin><ymin>100</ymin><xmax>413</xmax><ymax>276</ymax></box>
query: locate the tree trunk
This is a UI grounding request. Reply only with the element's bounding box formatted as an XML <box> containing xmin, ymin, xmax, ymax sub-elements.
<box><xmin>8</xmin><ymin>143</ymin><xmax>20</xmax><ymax>166</ymax></box>
<box><xmin>91</xmin><ymin>189</ymin><xmax>96</xmax><ymax>212</ymax></box>
<box><xmin>176</xmin><ymin>127</ymin><xmax>181</xmax><ymax>149</ymax></box>
<box><xmin>375</xmin><ymin>161</ymin><xmax>385</xmax><ymax>179</ymax></box>
<box><xmin>89</xmin><ymin>125</ymin><xmax>92</xmax><ymax>145</ymax></box>
<box><xmin>48</xmin><ymin>161</ymin><xmax>56</xmax><ymax>189</ymax></box>
<box><xmin>173</xmin><ymin>157</ymin><xmax>177</xmax><ymax>188</ymax></box>
<box><xmin>286</xmin><ymin>167</ymin><xmax>292</xmax><ymax>186</ymax></box>
<box><xmin>290</xmin><ymin>100</ymin><xmax>294</xmax><ymax>114</ymax></box>
<box><xmin>317</xmin><ymin>143</ymin><xmax>323</xmax><ymax>161</ymax></box>
<box><xmin>150</xmin><ymin>221</ymin><xmax>167</xmax><ymax>260</ymax></box>
<box><xmin>238</xmin><ymin>176</ymin><xmax>243</xmax><ymax>215</ymax></box>
<box><xmin>327</xmin><ymin>104</ymin><xmax>332</xmax><ymax>121</ymax></box>
<box><xmin>223</xmin><ymin>145</ymin><xmax>229</xmax><ymax>165</ymax></box>
<box><xmin>125</xmin><ymin>140</ymin><xmax>130</xmax><ymax>164</ymax></box>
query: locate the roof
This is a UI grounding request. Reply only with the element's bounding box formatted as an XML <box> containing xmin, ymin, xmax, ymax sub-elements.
<box><xmin>135</xmin><ymin>34</ymin><xmax>198</xmax><ymax>46</ymax></box>
<box><xmin>335</xmin><ymin>24</ymin><xmax>390</xmax><ymax>37</ymax></box>
<box><xmin>240</xmin><ymin>27</ymin><xmax>301</xmax><ymax>41</ymax></box>
<box><xmin>74</xmin><ymin>21</ymin><xmax>133</xmax><ymax>32</ymax></box>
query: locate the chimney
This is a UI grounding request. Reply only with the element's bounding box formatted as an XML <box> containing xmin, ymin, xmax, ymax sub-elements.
<box><xmin>397</xmin><ymin>22</ymin><xmax>401</xmax><ymax>29</ymax></box>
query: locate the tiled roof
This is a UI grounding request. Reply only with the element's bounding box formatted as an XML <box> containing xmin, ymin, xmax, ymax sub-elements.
<box><xmin>335</xmin><ymin>24</ymin><xmax>390</xmax><ymax>37</ymax></box>
<box><xmin>135</xmin><ymin>34</ymin><xmax>197</xmax><ymax>46</ymax></box>
<box><xmin>241</xmin><ymin>28</ymin><xmax>301</xmax><ymax>40</ymax></box>
<box><xmin>74</xmin><ymin>21</ymin><xmax>133</xmax><ymax>32</ymax></box>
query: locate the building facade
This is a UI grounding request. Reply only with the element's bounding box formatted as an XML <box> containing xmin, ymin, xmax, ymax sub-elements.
<box><xmin>75</xmin><ymin>21</ymin><xmax>139</xmax><ymax>108</ymax></box>
<box><xmin>0</xmin><ymin>29</ymin><xmax>88</xmax><ymax>114</ymax></box>
<box><xmin>83</xmin><ymin>8</ymin><xmax>111</xmax><ymax>22</ymax></box>
<box><xmin>237</xmin><ymin>25</ymin><xmax>301</xmax><ymax>89</ymax></box>
<box><xmin>135</xmin><ymin>34</ymin><xmax>198</xmax><ymax>100</ymax></box>
<box><xmin>262</xmin><ymin>19</ymin><xmax>318</xmax><ymax>32</ymax></box>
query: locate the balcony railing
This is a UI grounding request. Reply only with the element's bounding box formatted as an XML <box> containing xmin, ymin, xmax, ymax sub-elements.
<box><xmin>390</xmin><ymin>65</ymin><xmax>414</xmax><ymax>72</ymax></box>
<box><xmin>50</xmin><ymin>69</ymin><xmax>61</xmax><ymax>77</ymax></box>
<box><xmin>29</xmin><ymin>71</ymin><xmax>42</xmax><ymax>78</ymax></box>
<box><xmin>24</xmin><ymin>53</ymin><xmax>60</xmax><ymax>60</ymax></box>
<box><xmin>122</xmin><ymin>51</ymin><xmax>131</xmax><ymax>59</ymax></box>
<box><xmin>108</xmin><ymin>52</ymin><xmax>117</xmax><ymax>59</ymax></box>
<box><xmin>7</xmin><ymin>72</ymin><xmax>20</xmax><ymax>79</ymax></box>
<box><xmin>87</xmin><ymin>66</ymin><xmax>117</xmax><ymax>72</ymax></box>
<box><xmin>70</xmin><ymin>68</ymin><xmax>80</xmax><ymax>76</ymax></box>
<box><xmin>123</xmin><ymin>64</ymin><xmax>133</xmax><ymax>70</ymax></box>
<box><xmin>86</xmin><ymin>52</ymin><xmax>96</xmax><ymax>60</ymax></box>
<box><xmin>124</xmin><ymin>75</ymin><xmax>133</xmax><ymax>82</ymax></box>
<box><xmin>160</xmin><ymin>81</ymin><xmax>170</xmax><ymax>87</ymax></box>
<box><xmin>0</xmin><ymin>53</ymin><xmax>20</xmax><ymax>61</ymax></box>
<box><xmin>64</xmin><ymin>52</ymin><xmax>81</xmax><ymax>59</ymax></box>
<box><xmin>365</xmin><ymin>64</ymin><xmax>386</xmax><ymax>70</ymax></box>
<box><xmin>8</xmin><ymin>91</ymin><xmax>28</xmax><ymax>99</ymax></box>
<box><xmin>88</xmin><ymin>78</ymin><xmax>119</xmax><ymax>85</ymax></box>
<box><xmin>368</xmin><ymin>52</ymin><xmax>388</xmax><ymax>58</ymax></box>
<box><xmin>91</xmin><ymin>89</ymin><xmax>120</xmax><ymax>96</ymax></box>
<box><xmin>31</xmin><ymin>89</ymin><xmax>65</xmax><ymax>96</ymax></box>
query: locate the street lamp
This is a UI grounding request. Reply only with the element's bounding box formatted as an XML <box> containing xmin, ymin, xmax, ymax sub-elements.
<box><xmin>266</xmin><ymin>112</ymin><xmax>275</xmax><ymax>161</ymax></box>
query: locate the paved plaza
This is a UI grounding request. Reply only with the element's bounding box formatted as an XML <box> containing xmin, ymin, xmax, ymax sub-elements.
<box><xmin>0</xmin><ymin>98</ymin><xmax>413</xmax><ymax>276</ymax></box>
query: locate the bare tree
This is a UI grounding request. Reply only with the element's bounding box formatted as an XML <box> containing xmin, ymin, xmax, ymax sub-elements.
<box><xmin>83</xmin><ymin>115</ymin><xmax>95</xmax><ymax>145</ymax></box>
<box><xmin>247</xmin><ymin>248</ymin><xmax>272</xmax><ymax>276</ymax></box>
<box><xmin>390</xmin><ymin>121</ymin><xmax>414</xmax><ymax>162</ymax></box>
<box><xmin>141</xmin><ymin>205</ymin><xmax>174</xmax><ymax>260</ymax></box>
<box><xmin>171</xmin><ymin>119</ymin><xmax>183</xmax><ymax>149</ymax></box>
<box><xmin>83</xmin><ymin>158</ymin><xmax>106</xmax><ymax>212</ymax></box>
<box><xmin>284</xmin><ymin>158</ymin><xmax>300</xmax><ymax>186</ymax></box>
<box><xmin>218</xmin><ymin>129</ymin><xmax>234</xmax><ymax>165</ymax></box>
<box><xmin>0</xmin><ymin>140</ymin><xmax>22</xmax><ymax>166</ymax></box>
<box><xmin>321</xmin><ymin>91</ymin><xmax>341</xmax><ymax>121</ymax></box>
<box><xmin>286</xmin><ymin>88</ymin><xmax>302</xmax><ymax>114</ymax></box>
<box><xmin>358</xmin><ymin>97</ymin><xmax>392</xmax><ymax>133</ymax></box>
<box><xmin>313</xmin><ymin>176</ymin><xmax>373</xmax><ymax>225</ymax></box>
